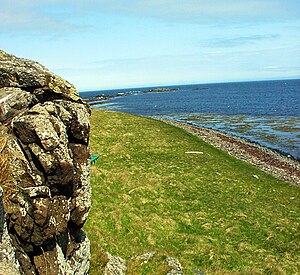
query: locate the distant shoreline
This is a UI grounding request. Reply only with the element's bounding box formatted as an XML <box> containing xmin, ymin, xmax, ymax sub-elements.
<box><xmin>80</xmin><ymin>78</ymin><xmax>300</xmax><ymax>94</ymax></box>
<box><xmin>83</xmin><ymin>87</ymin><xmax>179</xmax><ymax>105</ymax></box>
<box><xmin>160</xmin><ymin>119</ymin><xmax>300</xmax><ymax>186</ymax></box>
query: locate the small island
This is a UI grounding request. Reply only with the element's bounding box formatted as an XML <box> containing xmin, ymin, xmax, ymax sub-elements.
<box><xmin>147</xmin><ymin>87</ymin><xmax>177</xmax><ymax>93</ymax></box>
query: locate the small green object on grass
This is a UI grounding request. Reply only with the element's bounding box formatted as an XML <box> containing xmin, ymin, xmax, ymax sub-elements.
<box><xmin>90</xmin><ymin>154</ymin><xmax>100</xmax><ymax>164</ymax></box>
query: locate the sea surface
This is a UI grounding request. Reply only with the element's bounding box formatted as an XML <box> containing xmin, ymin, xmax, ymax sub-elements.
<box><xmin>80</xmin><ymin>79</ymin><xmax>300</xmax><ymax>159</ymax></box>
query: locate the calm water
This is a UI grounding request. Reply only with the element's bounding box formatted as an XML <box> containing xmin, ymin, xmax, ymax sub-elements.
<box><xmin>81</xmin><ymin>79</ymin><xmax>300</xmax><ymax>159</ymax></box>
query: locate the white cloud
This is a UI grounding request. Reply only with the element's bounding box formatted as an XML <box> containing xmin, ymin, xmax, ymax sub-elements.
<box><xmin>0</xmin><ymin>0</ymin><xmax>299</xmax><ymax>35</ymax></box>
<box><xmin>87</xmin><ymin>0</ymin><xmax>300</xmax><ymax>21</ymax></box>
<box><xmin>0</xmin><ymin>0</ymin><xmax>86</xmax><ymax>35</ymax></box>
<box><xmin>204</xmin><ymin>34</ymin><xmax>280</xmax><ymax>48</ymax></box>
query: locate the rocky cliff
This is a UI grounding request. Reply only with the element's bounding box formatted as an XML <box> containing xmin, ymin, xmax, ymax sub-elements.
<box><xmin>0</xmin><ymin>50</ymin><xmax>91</xmax><ymax>274</ymax></box>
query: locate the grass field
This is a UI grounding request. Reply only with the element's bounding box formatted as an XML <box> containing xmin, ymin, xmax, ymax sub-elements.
<box><xmin>85</xmin><ymin>109</ymin><xmax>300</xmax><ymax>274</ymax></box>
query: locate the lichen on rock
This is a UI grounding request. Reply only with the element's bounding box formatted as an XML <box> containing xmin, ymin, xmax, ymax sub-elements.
<box><xmin>0</xmin><ymin>50</ymin><xmax>91</xmax><ymax>275</ymax></box>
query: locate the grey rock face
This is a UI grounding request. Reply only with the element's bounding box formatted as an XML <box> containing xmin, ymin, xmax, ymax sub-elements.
<box><xmin>103</xmin><ymin>252</ymin><xmax>127</xmax><ymax>275</ymax></box>
<box><xmin>165</xmin><ymin>257</ymin><xmax>183</xmax><ymax>275</ymax></box>
<box><xmin>0</xmin><ymin>50</ymin><xmax>80</xmax><ymax>102</ymax></box>
<box><xmin>0</xmin><ymin>188</ymin><xmax>21</xmax><ymax>275</ymax></box>
<box><xmin>0</xmin><ymin>50</ymin><xmax>91</xmax><ymax>274</ymax></box>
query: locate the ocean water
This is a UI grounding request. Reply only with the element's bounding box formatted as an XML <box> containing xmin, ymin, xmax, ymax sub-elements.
<box><xmin>81</xmin><ymin>79</ymin><xmax>300</xmax><ymax>159</ymax></box>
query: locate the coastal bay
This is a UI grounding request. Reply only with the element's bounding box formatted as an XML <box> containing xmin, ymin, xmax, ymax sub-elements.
<box><xmin>83</xmin><ymin>79</ymin><xmax>300</xmax><ymax>160</ymax></box>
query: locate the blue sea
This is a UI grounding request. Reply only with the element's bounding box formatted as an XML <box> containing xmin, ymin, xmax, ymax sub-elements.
<box><xmin>80</xmin><ymin>79</ymin><xmax>300</xmax><ymax>159</ymax></box>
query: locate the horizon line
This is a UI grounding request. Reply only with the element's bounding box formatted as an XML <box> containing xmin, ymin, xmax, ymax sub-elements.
<box><xmin>79</xmin><ymin>77</ymin><xmax>300</xmax><ymax>93</ymax></box>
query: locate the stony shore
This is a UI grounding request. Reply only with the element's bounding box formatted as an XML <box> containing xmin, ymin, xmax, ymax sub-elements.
<box><xmin>161</xmin><ymin>119</ymin><xmax>300</xmax><ymax>186</ymax></box>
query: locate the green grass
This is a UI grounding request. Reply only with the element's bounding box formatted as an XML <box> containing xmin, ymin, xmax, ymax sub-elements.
<box><xmin>85</xmin><ymin>110</ymin><xmax>300</xmax><ymax>274</ymax></box>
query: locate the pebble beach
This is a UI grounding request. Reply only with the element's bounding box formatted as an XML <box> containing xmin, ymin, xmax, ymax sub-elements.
<box><xmin>161</xmin><ymin>119</ymin><xmax>300</xmax><ymax>186</ymax></box>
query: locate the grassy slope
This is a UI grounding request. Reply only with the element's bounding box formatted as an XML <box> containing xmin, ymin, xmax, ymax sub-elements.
<box><xmin>85</xmin><ymin>110</ymin><xmax>300</xmax><ymax>274</ymax></box>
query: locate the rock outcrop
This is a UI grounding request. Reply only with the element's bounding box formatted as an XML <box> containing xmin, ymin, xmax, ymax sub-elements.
<box><xmin>0</xmin><ymin>50</ymin><xmax>91</xmax><ymax>274</ymax></box>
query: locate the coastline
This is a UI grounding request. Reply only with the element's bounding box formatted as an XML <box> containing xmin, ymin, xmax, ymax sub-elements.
<box><xmin>82</xmin><ymin>87</ymin><xmax>178</xmax><ymax>105</ymax></box>
<box><xmin>160</xmin><ymin>119</ymin><xmax>300</xmax><ymax>186</ymax></box>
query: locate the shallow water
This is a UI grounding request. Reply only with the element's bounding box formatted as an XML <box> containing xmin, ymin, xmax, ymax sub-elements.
<box><xmin>153</xmin><ymin>113</ymin><xmax>300</xmax><ymax>159</ymax></box>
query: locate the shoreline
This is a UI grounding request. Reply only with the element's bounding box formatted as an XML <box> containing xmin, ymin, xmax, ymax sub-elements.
<box><xmin>83</xmin><ymin>87</ymin><xmax>178</xmax><ymax>105</ymax></box>
<box><xmin>160</xmin><ymin>119</ymin><xmax>300</xmax><ymax>186</ymax></box>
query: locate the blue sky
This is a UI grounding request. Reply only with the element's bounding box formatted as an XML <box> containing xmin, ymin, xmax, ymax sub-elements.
<box><xmin>0</xmin><ymin>1</ymin><xmax>299</xmax><ymax>91</ymax></box>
